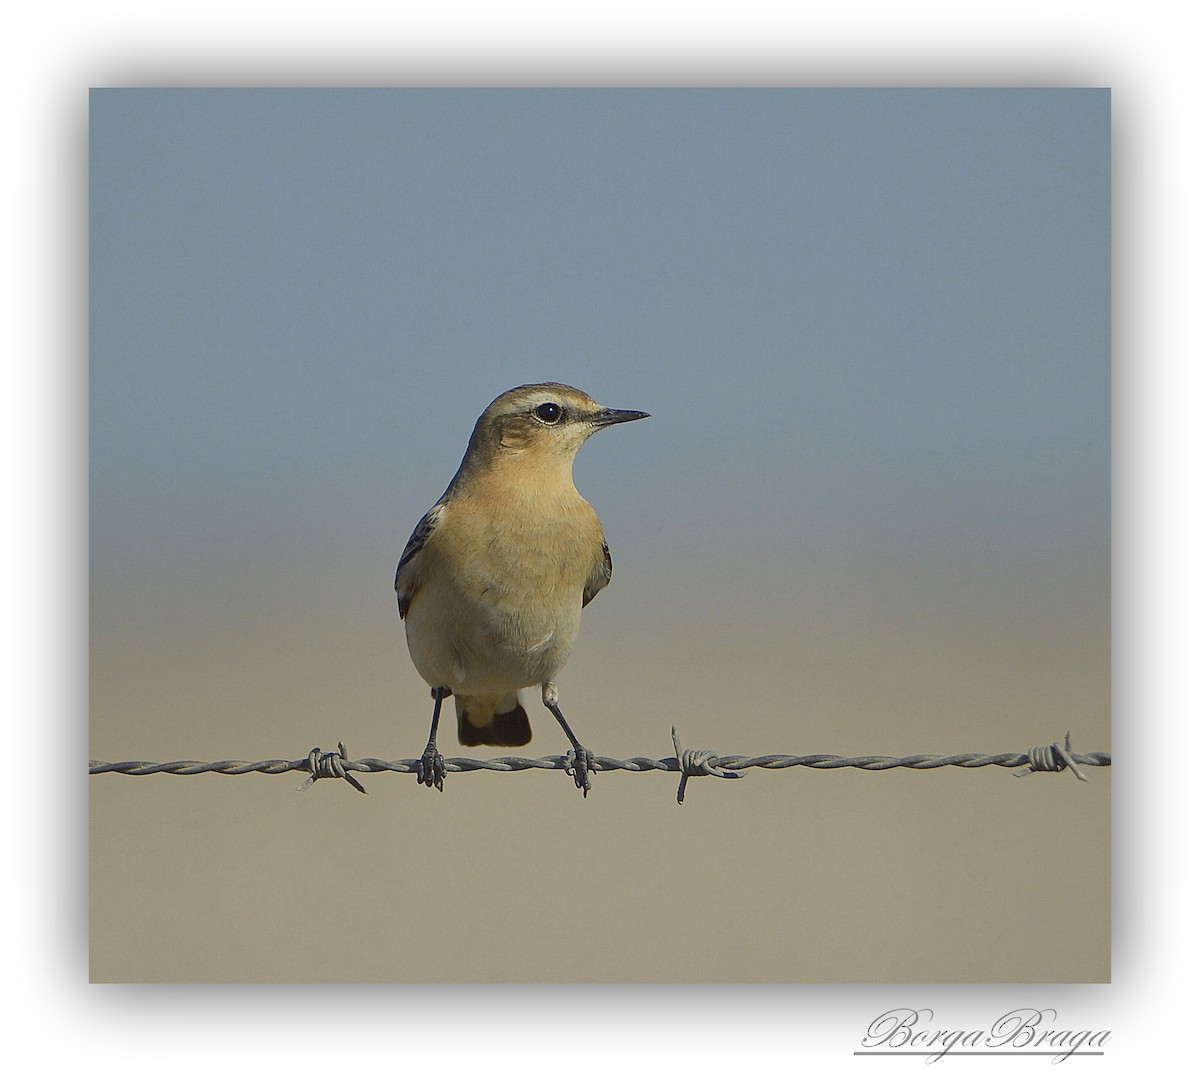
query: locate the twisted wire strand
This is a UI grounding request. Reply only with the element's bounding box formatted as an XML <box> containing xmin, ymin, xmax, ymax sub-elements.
<box><xmin>89</xmin><ymin>728</ymin><xmax>1110</xmax><ymax>799</ymax></box>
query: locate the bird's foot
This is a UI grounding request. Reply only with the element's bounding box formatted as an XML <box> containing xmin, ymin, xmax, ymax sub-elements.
<box><xmin>417</xmin><ymin>745</ymin><xmax>446</xmax><ymax>792</ymax></box>
<box><xmin>564</xmin><ymin>746</ymin><xmax>596</xmax><ymax>798</ymax></box>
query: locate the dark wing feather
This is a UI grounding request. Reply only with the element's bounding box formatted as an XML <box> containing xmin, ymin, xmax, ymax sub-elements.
<box><xmin>395</xmin><ymin>504</ymin><xmax>442</xmax><ymax>619</ymax></box>
<box><xmin>582</xmin><ymin>540</ymin><xmax>612</xmax><ymax>608</ymax></box>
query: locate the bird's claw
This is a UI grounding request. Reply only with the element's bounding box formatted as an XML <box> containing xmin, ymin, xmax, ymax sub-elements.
<box><xmin>417</xmin><ymin>746</ymin><xmax>446</xmax><ymax>792</ymax></box>
<box><xmin>564</xmin><ymin>747</ymin><xmax>596</xmax><ymax>797</ymax></box>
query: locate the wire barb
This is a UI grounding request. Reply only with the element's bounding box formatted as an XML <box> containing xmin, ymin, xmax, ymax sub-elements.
<box><xmin>296</xmin><ymin>741</ymin><xmax>367</xmax><ymax>794</ymax></box>
<box><xmin>671</xmin><ymin>725</ymin><xmax>744</xmax><ymax>803</ymax></box>
<box><xmin>1013</xmin><ymin>731</ymin><xmax>1089</xmax><ymax>781</ymax></box>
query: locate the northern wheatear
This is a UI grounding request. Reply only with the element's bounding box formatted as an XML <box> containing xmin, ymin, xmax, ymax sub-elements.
<box><xmin>395</xmin><ymin>383</ymin><xmax>649</xmax><ymax>796</ymax></box>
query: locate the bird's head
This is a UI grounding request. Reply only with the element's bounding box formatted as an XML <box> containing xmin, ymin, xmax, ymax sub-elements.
<box><xmin>469</xmin><ymin>382</ymin><xmax>649</xmax><ymax>461</ymax></box>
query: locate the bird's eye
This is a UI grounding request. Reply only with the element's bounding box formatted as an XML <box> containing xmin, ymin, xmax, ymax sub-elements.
<box><xmin>534</xmin><ymin>402</ymin><xmax>563</xmax><ymax>424</ymax></box>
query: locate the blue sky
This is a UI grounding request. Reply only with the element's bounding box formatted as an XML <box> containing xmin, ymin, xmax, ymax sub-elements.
<box><xmin>91</xmin><ymin>89</ymin><xmax>1108</xmax><ymax>601</ymax></box>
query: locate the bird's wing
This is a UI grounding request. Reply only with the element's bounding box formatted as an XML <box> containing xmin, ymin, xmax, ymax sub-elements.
<box><xmin>395</xmin><ymin>503</ymin><xmax>443</xmax><ymax>619</ymax></box>
<box><xmin>582</xmin><ymin>539</ymin><xmax>612</xmax><ymax>608</ymax></box>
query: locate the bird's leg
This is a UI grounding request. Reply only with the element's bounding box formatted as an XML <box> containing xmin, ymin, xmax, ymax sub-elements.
<box><xmin>417</xmin><ymin>687</ymin><xmax>448</xmax><ymax>791</ymax></box>
<box><xmin>541</xmin><ymin>680</ymin><xmax>596</xmax><ymax>797</ymax></box>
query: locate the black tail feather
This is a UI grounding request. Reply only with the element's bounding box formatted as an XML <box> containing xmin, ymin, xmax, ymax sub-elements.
<box><xmin>457</xmin><ymin>699</ymin><xmax>532</xmax><ymax>747</ymax></box>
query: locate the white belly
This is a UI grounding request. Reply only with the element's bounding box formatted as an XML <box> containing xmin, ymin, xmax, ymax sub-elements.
<box><xmin>404</xmin><ymin>572</ymin><xmax>582</xmax><ymax>694</ymax></box>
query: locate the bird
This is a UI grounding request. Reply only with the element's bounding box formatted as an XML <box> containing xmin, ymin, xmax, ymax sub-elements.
<box><xmin>394</xmin><ymin>382</ymin><xmax>649</xmax><ymax>796</ymax></box>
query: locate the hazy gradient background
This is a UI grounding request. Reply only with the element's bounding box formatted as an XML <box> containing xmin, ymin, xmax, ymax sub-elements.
<box><xmin>90</xmin><ymin>88</ymin><xmax>1109</xmax><ymax>982</ymax></box>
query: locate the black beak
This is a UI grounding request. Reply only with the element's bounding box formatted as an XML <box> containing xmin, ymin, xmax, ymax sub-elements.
<box><xmin>593</xmin><ymin>407</ymin><xmax>650</xmax><ymax>427</ymax></box>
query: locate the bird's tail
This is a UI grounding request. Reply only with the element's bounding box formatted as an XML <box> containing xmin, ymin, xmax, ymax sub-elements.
<box><xmin>455</xmin><ymin>692</ymin><xmax>532</xmax><ymax>747</ymax></box>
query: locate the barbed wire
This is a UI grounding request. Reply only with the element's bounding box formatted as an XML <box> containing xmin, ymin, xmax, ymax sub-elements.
<box><xmin>89</xmin><ymin>727</ymin><xmax>1109</xmax><ymax>803</ymax></box>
